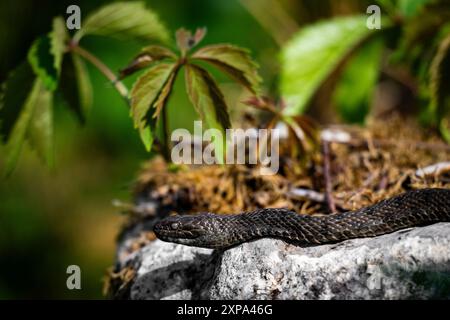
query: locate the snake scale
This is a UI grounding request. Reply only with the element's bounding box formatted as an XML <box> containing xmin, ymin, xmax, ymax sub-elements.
<box><xmin>154</xmin><ymin>188</ymin><xmax>450</xmax><ymax>249</ymax></box>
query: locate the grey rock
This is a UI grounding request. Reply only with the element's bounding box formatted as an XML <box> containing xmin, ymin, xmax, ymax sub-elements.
<box><xmin>117</xmin><ymin>223</ymin><xmax>450</xmax><ymax>299</ymax></box>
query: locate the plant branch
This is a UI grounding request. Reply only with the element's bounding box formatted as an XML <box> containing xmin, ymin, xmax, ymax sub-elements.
<box><xmin>69</xmin><ymin>44</ymin><xmax>129</xmax><ymax>101</ymax></box>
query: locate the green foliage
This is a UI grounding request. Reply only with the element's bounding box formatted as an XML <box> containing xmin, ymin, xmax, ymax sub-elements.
<box><xmin>398</xmin><ymin>0</ymin><xmax>430</xmax><ymax>17</ymax></box>
<box><xmin>73</xmin><ymin>1</ymin><xmax>169</xmax><ymax>43</ymax></box>
<box><xmin>279</xmin><ymin>0</ymin><xmax>450</xmax><ymax>137</ymax></box>
<box><xmin>27</xmin><ymin>16</ymin><xmax>67</xmax><ymax>92</ymax></box>
<box><xmin>184</xmin><ymin>64</ymin><xmax>231</xmax><ymax>130</ymax></box>
<box><xmin>333</xmin><ymin>38</ymin><xmax>383</xmax><ymax>123</ymax></box>
<box><xmin>130</xmin><ymin>63</ymin><xmax>176</xmax><ymax>151</ymax></box>
<box><xmin>0</xmin><ymin>62</ymin><xmax>35</xmax><ymax>141</ymax></box>
<box><xmin>280</xmin><ymin>16</ymin><xmax>377</xmax><ymax>116</ymax></box>
<box><xmin>1</xmin><ymin>1</ymin><xmax>262</xmax><ymax>173</ymax></box>
<box><xmin>49</xmin><ymin>17</ymin><xmax>69</xmax><ymax>75</ymax></box>
<box><xmin>26</xmin><ymin>82</ymin><xmax>54</xmax><ymax>168</ymax></box>
<box><xmin>1</xmin><ymin>2</ymin><xmax>173</xmax><ymax>175</ymax></box>
<box><xmin>191</xmin><ymin>44</ymin><xmax>262</xmax><ymax>94</ymax></box>
<box><xmin>185</xmin><ymin>64</ymin><xmax>231</xmax><ymax>164</ymax></box>
<box><xmin>4</xmin><ymin>0</ymin><xmax>450</xmax><ymax>175</ymax></box>
<box><xmin>3</xmin><ymin>80</ymin><xmax>53</xmax><ymax>175</ymax></box>
<box><xmin>377</xmin><ymin>0</ymin><xmax>433</xmax><ymax>18</ymax></box>
<box><xmin>27</xmin><ymin>35</ymin><xmax>59</xmax><ymax>91</ymax></box>
<box><xmin>123</xmin><ymin>27</ymin><xmax>261</xmax><ymax>160</ymax></box>
<box><xmin>429</xmin><ymin>33</ymin><xmax>450</xmax><ymax>140</ymax></box>
<box><xmin>59</xmin><ymin>53</ymin><xmax>93</xmax><ymax>123</ymax></box>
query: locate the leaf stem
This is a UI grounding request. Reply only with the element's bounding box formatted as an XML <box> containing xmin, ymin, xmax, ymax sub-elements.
<box><xmin>69</xmin><ymin>44</ymin><xmax>129</xmax><ymax>101</ymax></box>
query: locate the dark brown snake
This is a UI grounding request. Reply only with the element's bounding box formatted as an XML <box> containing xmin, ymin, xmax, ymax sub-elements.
<box><xmin>153</xmin><ymin>188</ymin><xmax>450</xmax><ymax>249</ymax></box>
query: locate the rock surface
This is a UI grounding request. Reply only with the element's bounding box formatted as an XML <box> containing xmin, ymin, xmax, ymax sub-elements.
<box><xmin>117</xmin><ymin>223</ymin><xmax>450</xmax><ymax>299</ymax></box>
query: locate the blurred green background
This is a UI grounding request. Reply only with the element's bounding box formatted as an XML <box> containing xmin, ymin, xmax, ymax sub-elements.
<box><xmin>0</xmin><ymin>0</ymin><xmax>368</xmax><ymax>298</ymax></box>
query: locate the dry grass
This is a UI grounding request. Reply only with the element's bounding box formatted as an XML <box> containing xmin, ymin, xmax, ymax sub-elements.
<box><xmin>133</xmin><ymin>115</ymin><xmax>450</xmax><ymax>217</ymax></box>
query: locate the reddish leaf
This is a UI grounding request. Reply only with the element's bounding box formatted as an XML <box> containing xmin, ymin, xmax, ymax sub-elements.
<box><xmin>176</xmin><ymin>27</ymin><xmax>207</xmax><ymax>53</ymax></box>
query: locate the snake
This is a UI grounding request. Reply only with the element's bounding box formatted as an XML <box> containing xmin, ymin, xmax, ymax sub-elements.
<box><xmin>153</xmin><ymin>188</ymin><xmax>450</xmax><ymax>249</ymax></box>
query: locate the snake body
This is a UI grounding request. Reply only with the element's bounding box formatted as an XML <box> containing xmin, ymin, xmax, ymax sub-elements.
<box><xmin>153</xmin><ymin>188</ymin><xmax>450</xmax><ymax>249</ymax></box>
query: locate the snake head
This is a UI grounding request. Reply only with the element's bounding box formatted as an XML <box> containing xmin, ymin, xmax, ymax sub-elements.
<box><xmin>153</xmin><ymin>213</ymin><xmax>231</xmax><ymax>249</ymax></box>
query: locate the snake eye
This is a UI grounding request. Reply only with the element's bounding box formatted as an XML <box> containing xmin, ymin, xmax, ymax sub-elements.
<box><xmin>171</xmin><ymin>222</ymin><xmax>180</xmax><ymax>230</ymax></box>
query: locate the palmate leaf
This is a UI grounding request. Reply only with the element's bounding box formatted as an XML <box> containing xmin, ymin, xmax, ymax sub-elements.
<box><xmin>3</xmin><ymin>79</ymin><xmax>53</xmax><ymax>176</ymax></box>
<box><xmin>59</xmin><ymin>53</ymin><xmax>93</xmax><ymax>123</ymax></box>
<box><xmin>74</xmin><ymin>1</ymin><xmax>169</xmax><ymax>43</ymax></box>
<box><xmin>130</xmin><ymin>62</ymin><xmax>176</xmax><ymax>150</ymax></box>
<box><xmin>280</xmin><ymin>16</ymin><xmax>377</xmax><ymax>116</ymax></box>
<box><xmin>192</xmin><ymin>44</ymin><xmax>262</xmax><ymax>94</ymax></box>
<box><xmin>185</xmin><ymin>64</ymin><xmax>232</xmax><ymax>163</ymax></box>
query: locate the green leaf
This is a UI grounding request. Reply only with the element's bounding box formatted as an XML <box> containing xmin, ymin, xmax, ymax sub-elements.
<box><xmin>74</xmin><ymin>1</ymin><xmax>169</xmax><ymax>43</ymax></box>
<box><xmin>59</xmin><ymin>53</ymin><xmax>93</xmax><ymax>123</ymax></box>
<box><xmin>184</xmin><ymin>64</ymin><xmax>232</xmax><ymax>163</ymax></box>
<box><xmin>130</xmin><ymin>62</ymin><xmax>176</xmax><ymax>150</ymax></box>
<box><xmin>28</xmin><ymin>35</ymin><xmax>59</xmax><ymax>91</ymax></box>
<box><xmin>398</xmin><ymin>0</ymin><xmax>430</xmax><ymax>18</ymax></box>
<box><xmin>429</xmin><ymin>32</ymin><xmax>450</xmax><ymax>126</ymax></box>
<box><xmin>192</xmin><ymin>44</ymin><xmax>262</xmax><ymax>94</ymax></box>
<box><xmin>440</xmin><ymin>119</ymin><xmax>450</xmax><ymax>143</ymax></box>
<box><xmin>27</xmin><ymin>83</ymin><xmax>53</xmax><ymax>167</ymax></box>
<box><xmin>0</xmin><ymin>62</ymin><xmax>35</xmax><ymax>141</ymax></box>
<box><xmin>393</xmin><ymin>4</ymin><xmax>450</xmax><ymax>69</ymax></box>
<box><xmin>377</xmin><ymin>0</ymin><xmax>432</xmax><ymax>18</ymax></box>
<box><xmin>3</xmin><ymin>79</ymin><xmax>53</xmax><ymax>176</ymax></box>
<box><xmin>280</xmin><ymin>16</ymin><xmax>378</xmax><ymax>116</ymax></box>
<box><xmin>49</xmin><ymin>16</ymin><xmax>68</xmax><ymax>75</ymax></box>
<box><xmin>375</xmin><ymin>0</ymin><xmax>397</xmax><ymax>15</ymax></box>
<box><xmin>119</xmin><ymin>45</ymin><xmax>177</xmax><ymax>79</ymax></box>
<box><xmin>72</xmin><ymin>54</ymin><xmax>93</xmax><ymax>120</ymax></box>
<box><xmin>333</xmin><ymin>38</ymin><xmax>383</xmax><ymax>123</ymax></box>
<box><xmin>25</xmin><ymin>17</ymin><xmax>67</xmax><ymax>93</ymax></box>
<box><xmin>153</xmin><ymin>69</ymin><xmax>177</xmax><ymax>119</ymax></box>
